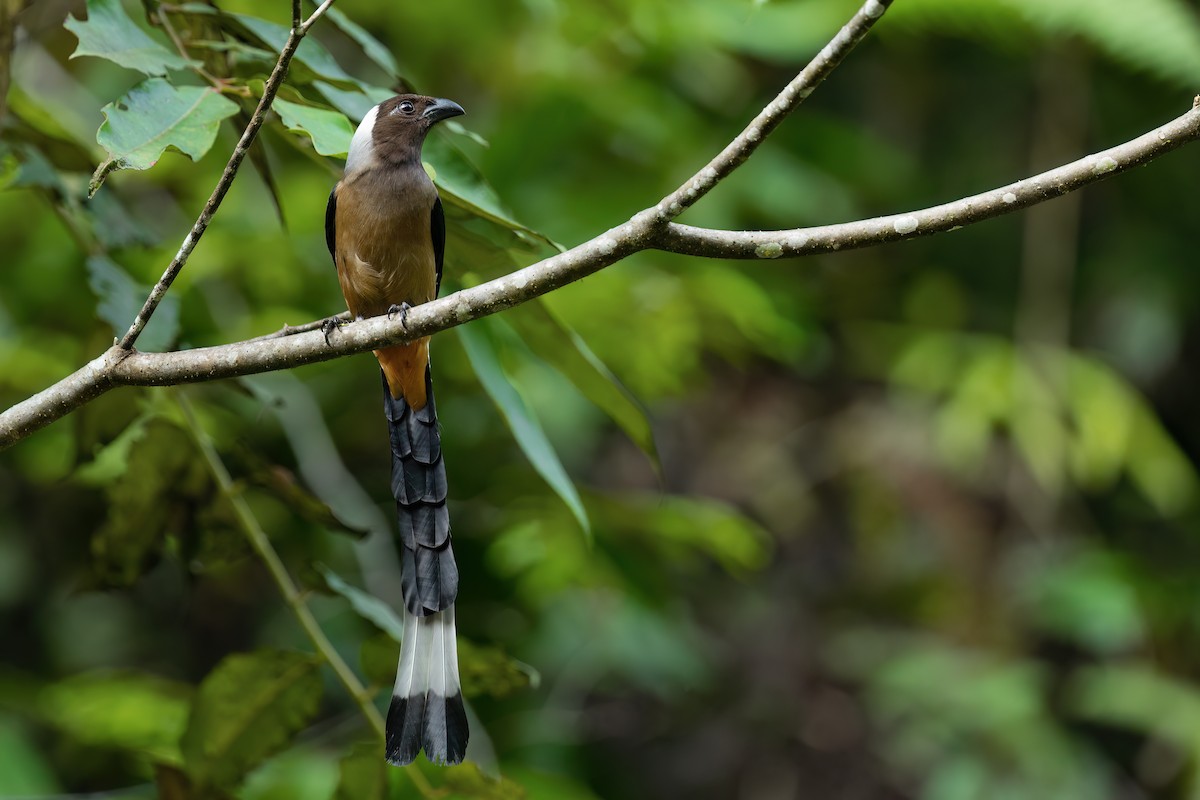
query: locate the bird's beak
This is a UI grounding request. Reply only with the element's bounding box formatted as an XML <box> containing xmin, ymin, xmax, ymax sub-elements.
<box><xmin>423</xmin><ymin>98</ymin><xmax>465</xmax><ymax>124</ymax></box>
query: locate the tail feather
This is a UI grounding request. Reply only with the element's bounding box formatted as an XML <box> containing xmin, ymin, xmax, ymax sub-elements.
<box><xmin>382</xmin><ymin>367</ymin><xmax>468</xmax><ymax>765</ymax></box>
<box><xmin>387</xmin><ymin>609</ymin><xmax>468</xmax><ymax>766</ymax></box>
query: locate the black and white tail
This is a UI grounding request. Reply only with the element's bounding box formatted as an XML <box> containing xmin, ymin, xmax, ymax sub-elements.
<box><xmin>381</xmin><ymin>368</ymin><xmax>468</xmax><ymax>765</ymax></box>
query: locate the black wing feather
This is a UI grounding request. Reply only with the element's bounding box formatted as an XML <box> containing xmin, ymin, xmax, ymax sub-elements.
<box><xmin>431</xmin><ymin>195</ymin><xmax>446</xmax><ymax>296</ymax></box>
<box><xmin>324</xmin><ymin>185</ymin><xmax>337</xmax><ymax>265</ymax></box>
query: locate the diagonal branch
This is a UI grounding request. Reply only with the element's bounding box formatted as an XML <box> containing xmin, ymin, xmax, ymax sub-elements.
<box><xmin>656</xmin><ymin>99</ymin><xmax>1200</xmax><ymax>259</ymax></box>
<box><xmin>116</xmin><ymin>0</ymin><xmax>337</xmax><ymax>350</ymax></box>
<box><xmin>3</xmin><ymin>99</ymin><xmax>1197</xmax><ymax>450</ymax></box>
<box><xmin>655</xmin><ymin>0</ymin><xmax>893</xmax><ymax>221</ymax></box>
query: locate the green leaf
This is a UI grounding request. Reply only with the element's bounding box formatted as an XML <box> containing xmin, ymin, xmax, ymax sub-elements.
<box><xmin>1007</xmin><ymin>0</ymin><xmax>1200</xmax><ymax>87</ymax></box>
<box><xmin>240</xmin><ymin>745</ymin><xmax>339</xmax><ymax>800</ymax></box>
<box><xmin>359</xmin><ymin>632</ymin><xmax>400</xmax><ymax>687</ymax></box>
<box><xmin>323</xmin><ymin>6</ymin><xmax>399</xmax><ymax>77</ymax></box>
<box><xmin>89</xmin><ymin>417</ymin><xmax>211</xmax><ymax>586</ymax></box>
<box><xmin>91</xmin><ymin>78</ymin><xmax>239</xmax><ymax>195</ymax></box>
<box><xmin>180</xmin><ymin>649</ymin><xmax>322</xmax><ymax>791</ymax></box>
<box><xmin>509</xmin><ymin>301</ymin><xmax>659</xmax><ymax>474</ymax></box>
<box><xmin>89</xmin><ymin>191</ymin><xmax>161</xmax><ymax>249</ymax></box>
<box><xmin>317</xmin><ymin>564</ymin><xmax>405</xmax><ymax>642</ymax></box>
<box><xmin>439</xmin><ymin>762</ymin><xmax>527</xmax><ymax>800</ymax></box>
<box><xmin>230</xmin><ymin>13</ymin><xmax>354</xmax><ymax>84</ymax></box>
<box><xmin>66</xmin><ymin>0</ymin><xmax>197</xmax><ymax>76</ymax></box>
<box><xmin>234</xmin><ymin>448</ymin><xmax>368</xmax><ymax>540</ymax></box>
<box><xmin>314</xmin><ymin>81</ymin><xmax>378</xmax><ymax>121</ymax></box>
<box><xmin>424</xmin><ymin>133</ymin><xmax>559</xmax><ymax>251</ymax></box>
<box><xmin>86</xmin><ymin>254</ymin><xmax>180</xmax><ymax>352</ymax></box>
<box><xmin>458</xmin><ymin>320</ymin><xmax>590</xmax><ymax>537</ymax></box>
<box><xmin>891</xmin><ymin>0</ymin><xmax>1200</xmax><ymax>89</ymax></box>
<box><xmin>458</xmin><ymin>639</ymin><xmax>537</xmax><ymax>700</ymax></box>
<box><xmin>0</xmin><ymin>718</ymin><xmax>59</xmax><ymax>796</ymax></box>
<box><xmin>333</xmin><ymin>741</ymin><xmax>386</xmax><ymax>800</ymax></box>
<box><xmin>1068</xmin><ymin>664</ymin><xmax>1200</xmax><ymax>752</ymax></box>
<box><xmin>39</xmin><ymin>671</ymin><xmax>192</xmax><ymax>764</ymax></box>
<box><xmin>273</xmin><ymin>99</ymin><xmax>354</xmax><ymax>157</ymax></box>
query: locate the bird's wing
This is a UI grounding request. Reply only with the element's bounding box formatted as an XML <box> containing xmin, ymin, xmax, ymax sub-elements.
<box><xmin>325</xmin><ymin>185</ymin><xmax>338</xmax><ymax>264</ymax></box>
<box><xmin>431</xmin><ymin>195</ymin><xmax>445</xmax><ymax>296</ymax></box>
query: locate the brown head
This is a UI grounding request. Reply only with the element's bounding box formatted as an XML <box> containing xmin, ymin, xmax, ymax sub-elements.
<box><xmin>345</xmin><ymin>94</ymin><xmax>465</xmax><ymax>172</ymax></box>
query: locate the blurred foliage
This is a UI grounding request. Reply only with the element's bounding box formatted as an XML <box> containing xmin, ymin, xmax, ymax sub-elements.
<box><xmin>2</xmin><ymin>0</ymin><xmax>1200</xmax><ymax>798</ymax></box>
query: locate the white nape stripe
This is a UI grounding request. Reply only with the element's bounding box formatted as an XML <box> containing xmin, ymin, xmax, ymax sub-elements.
<box><xmin>345</xmin><ymin>104</ymin><xmax>380</xmax><ymax>174</ymax></box>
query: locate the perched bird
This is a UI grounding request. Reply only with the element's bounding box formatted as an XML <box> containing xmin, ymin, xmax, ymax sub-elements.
<box><xmin>325</xmin><ymin>93</ymin><xmax>468</xmax><ymax>765</ymax></box>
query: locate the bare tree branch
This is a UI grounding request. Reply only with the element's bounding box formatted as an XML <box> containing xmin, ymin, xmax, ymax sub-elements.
<box><xmin>2</xmin><ymin>0</ymin><xmax>1198</xmax><ymax>452</ymax></box>
<box><xmin>656</xmin><ymin>101</ymin><xmax>1200</xmax><ymax>259</ymax></box>
<box><xmin>655</xmin><ymin>0</ymin><xmax>892</xmax><ymax>221</ymax></box>
<box><xmin>5</xmin><ymin>99</ymin><xmax>1198</xmax><ymax>450</ymax></box>
<box><xmin>301</xmin><ymin>0</ymin><xmax>335</xmax><ymax>32</ymax></box>
<box><xmin>116</xmin><ymin>0</ymin><xmax>336</xmax><ymax>350</ymax></box>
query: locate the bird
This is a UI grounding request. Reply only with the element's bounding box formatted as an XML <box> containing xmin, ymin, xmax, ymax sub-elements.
<box><xmin>324</xmin><ymin>93</ymin><xmax>468</xmax><ymax>766</ymax></box>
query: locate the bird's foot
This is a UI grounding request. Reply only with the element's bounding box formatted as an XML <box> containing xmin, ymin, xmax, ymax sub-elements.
<box><xmin>321</xmin><ymin>316</ymin><xmax>350</xmax><ymax>345</ymax></box>
<box><xmin>387</xmin><ymin>302</ymin><xmax>413</xmax><ymax>328</ymax></box>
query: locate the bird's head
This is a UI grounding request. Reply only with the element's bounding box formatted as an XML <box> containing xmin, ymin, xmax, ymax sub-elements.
<box><xmin>346</xmin><ymin>94</ymin><xmax>465</xmax><ymax>172</ymax></box>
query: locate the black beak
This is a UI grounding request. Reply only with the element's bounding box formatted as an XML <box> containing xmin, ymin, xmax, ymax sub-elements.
<box><xmin>423</xmin><ymin>97</ymin><xmax>465</xmax><ymax>124</ymax></box>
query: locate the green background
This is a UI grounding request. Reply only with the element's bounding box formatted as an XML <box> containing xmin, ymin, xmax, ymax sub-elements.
<box><xmin>2</xmin><ymin>0</ymin><xmax>1200</xmax><ymax>797</ymax></box>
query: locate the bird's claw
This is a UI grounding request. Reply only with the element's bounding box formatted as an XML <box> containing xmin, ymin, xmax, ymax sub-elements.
<box><xmin>321</xmin><ymin>316</ymin><xmax>349</xmax><ymax>345</ymax></box>
<box><xmin>387</xmin><ymin>302</ymin><xmax>413</xmax><ymax>328</ymax></box>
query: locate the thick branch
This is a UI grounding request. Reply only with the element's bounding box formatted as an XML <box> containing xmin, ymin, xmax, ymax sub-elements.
<box><xmin>4</xmin><ymin>101</ymin><xmax>1198</xmax><ymax>450</ymax></box>
<box><xmin>116</xmin><ymin>0</ymin><xmax>336</xmax><ymax>350</ymax></box>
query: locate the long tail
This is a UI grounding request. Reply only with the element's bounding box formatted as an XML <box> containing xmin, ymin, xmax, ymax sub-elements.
<box><xmin>381</xmin><ymin>367</ymin><xmax>468</xmax><ymax>765</ymax></box>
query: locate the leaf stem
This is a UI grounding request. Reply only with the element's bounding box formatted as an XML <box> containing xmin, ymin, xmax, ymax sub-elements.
<box><xmin>118</xmin><ymin>0</ymin><xmax>337</xmax><ymax>351</ymax></box>
<box><xmin>155</xmin><ymin>6</ymin><xmax>222</xmax><ymax>89</ymax></box>
<box><xmin>178</xmin><ymin>390</ymin><xmax>382</xmax><ymax>733</ymax></box>
<box><xmin>176</xmin><ymin>389</ymin><xmax>436</xmax><ymax>796</ymax></box>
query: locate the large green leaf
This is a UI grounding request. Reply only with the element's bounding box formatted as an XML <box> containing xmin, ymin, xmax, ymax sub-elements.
<box><xmin>458</xmin><ymin>320</ymin><xmax>590</xmax><ymax>537</ymax></box>
<box><xmin>318</xmin><ymin>564</ymin><xmax>405</xmax><ymax>642</ymax></box>
<box><xmin>508</xmin><ymin>301</ymin><xmax>659</xmax><ymax>474</ymax></box>
<box><xmin>333</xmin><ymin>741</ymin><xmax>386</xmax><ymax>800</ymax></box>
<box><xmin>86</xmin><ymin>254</ymin><xmax>179</xmax><ymax>352</ymax></box>
<box><xmin>229</xmin><ymin>13</ymin><xmax>355</xmax><ymax>85</ymax></box>
<box><xmin>1068</xmin><ymin>664</ymin><xmax>1200</xmax><ymax>754</ymax></box>
<box><xmin>66</xmin><ymin>0</ymin><xmax>196</xmax><ymax>76</ymax></box>
<box><xmin>180</xmin><ymin>649</ymin><xmax>322</xmax><ymax>791</ymax></box>
<box><xmin>424</xmin><ymin>132</ymin><xmax>559</xmax><ymax>250</ymax></box>
<box><xmin>323</xmin><ymin>6</ymin><xmax>399</xmax><ymax>78</ymax></box>
<box><xmin>1010</xmin><ymin>0</ymin><xmax>1200</xmax><ymax>86</ymax></box>
<box><xmin>91</xmin><ymin>78</ymin><xmax>239</xmax><ymax>194</ymax></box>
<box><xmin>39</xmin><ymin>671</ymin><xmax>192</xmax><ymax>764</ymax></box>
<box><xmin>273</xmin><ymin>98</ymin><xmax>354</xmax><ymax>157</ymax></box>
<box><xmin>890</xmin><ymin>0</ymin><xmax>1200</xmax><ymax>88</ymax></box>
<box><xmin>86</xmin><ymin>417</ymin><xmax>213</xmax><ymax>586</ymax></box>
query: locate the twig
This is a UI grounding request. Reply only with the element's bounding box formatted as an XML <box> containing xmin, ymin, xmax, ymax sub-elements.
<box><xmin>117</xmin><ymin>0</ymin><xmax>337</xmax><ymax>351</ymax></box>
<box><xmin>249</xmin><ymin>311</ymin><xmax>351</xmax><ymax>342</ymax></box>
<box><xmin>177</xmin><ymin>389</ymin><xmax>436</xmax><ymax>796</ymax></box>
<box><xmin>301</xmin><ymin>0</ymin><xmax>336</xmax><ymax>33</ymax></box>
<box><xmin>156</xmin><ymin>6</ymin><xmax>221</xmax><ymax>89</ymax></box>
<box><xmin>654</xmin><ymin>0</ymin><xmax>893</xmax><ymax>222</ymax></box>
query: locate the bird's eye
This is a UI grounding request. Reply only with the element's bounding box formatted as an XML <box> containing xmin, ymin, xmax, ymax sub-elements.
<box><xmin>399</xmin><ymin>101</ymin><xmax>415</xmax><ymax>114</ymax></box>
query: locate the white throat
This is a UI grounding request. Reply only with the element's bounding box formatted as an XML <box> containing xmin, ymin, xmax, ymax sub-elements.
<box><xmin>345</xmin><ymin>104</ymin><xmax>380</xmax><ymax>174</ymax></box>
